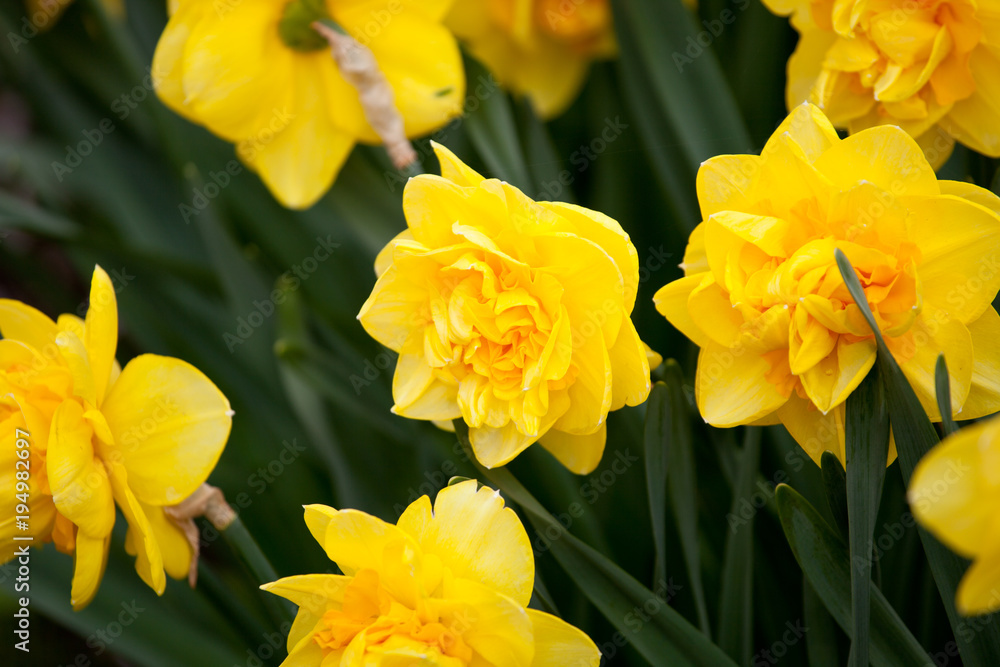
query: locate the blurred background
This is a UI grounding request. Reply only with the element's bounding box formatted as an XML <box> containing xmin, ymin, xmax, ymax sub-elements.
<box><xmin>1</xmin><ymin>0</ymin><xmax>998</xmax><ymax>665</ymax></box>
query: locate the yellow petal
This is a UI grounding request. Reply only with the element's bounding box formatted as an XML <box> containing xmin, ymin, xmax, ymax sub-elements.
<box><xmin>552</xmin><ymin>317</ymin><xmax>612</xmax><ymax>435</ymax></box>
<box><xmin>359</xmin><ymin>269</ymin><xmax>429</xmax><ymax>351</ymax></box>
<box><xmin>763</xmin><ymin>103</ymin><xmax>840</xmax><ymax>163</ymax></box>
<box><xmin>437</xmin><ymin>577</ymin><xmax>534</xmax><ymax>667</ymax></box>
<box><xmin>786</xmin><ymin>31</ymin><xmax>838</xmax><ymax>109</ymax></box>
<box><xmin>431</xmin><ymin>141</ymin><xmax>485</xmax><ymax>186</ymax></box>
<box><xmin>139</xmin><ymin>503</ymin><xmax>191</xmax><ymax>582</ymax></box>
<box><xmin>653</xmin><ymin>275</ymin><xmax>712</xmax><ymax>348</ymax></box>
<box><xmin>607</xmin><ymin>319</ymin><xmax>651</xmax><ymax>411</ymax></box>
<box><xmin>71</xmin><ymin>532</ymin><xmax>111</xmax><ymax>611</ymax></box>
<box><xmin>696</xmin><ymin>155</ymin><xmax>763</xmax><ymax>219</ymax></box>
<box><xmin>55</xmin><ymin>330</ymin><xmax>97</xmax><ymax>407</ymax></box>
<box><xmin>106</xmin><ymin>461</ymin><xmax>166</xmax><ymax>595</ymax></box>
<box><xmin>85</xmin><ymin>266</ymin><xmax>118</xmax><ymax>406</ymax></box>
<box><xmin>469</xmin><ymin>421</ymin><xmax>538</xmax><ymax>468</ymax></box>
<box><xmin>695</xmin><ymin>341</ymin><xmax>789</xmax><ymax>428</ymax></box>
<box><xmin>397</xmin><ymin>479</ymin><xmax>534</xmax><ymax>606</ymax></box>
<box><xmin>538</xmin><ymin>424</ymin><xmax>606</xmax><ymax>475</ymax></box>
<box><xmin>527</xmin><ymin>609</ymin><xmax>601</xmax><ymax>667</ymax></box>
<box><xmin>0</xmin><ymin>298</ymin><xmax>58</xmax><ymax>355</ymax></box>
<box><xmin>890</xmin><ymin>309</ymin><xmax>973</xmax><ymax>421</ymax></box>
<box><xmin>812</xmin><ymin>125</ymin><xmax>939</xmax><ymax>197</ymax></box>
<box><xmin>302</xmin><ymin>505</ymin><xmax>413</xmax><ymax>576</ymax></box>
<box><xmin>260</xmin><ymin>574</ymin><xmax>351</xmax><ymax>614</ymax></box>
<box><xmin>48</xmin><ymin>400</ymin><xmax>116</xmax><ymax>538</ymax></box>
<box><xmin>909</xmin><ymin>417</ymin><xmax>998</xmax><ymax>559</ymax></box>
<box><xmin>941</xmin><ymin>48</ymin><xmax>1000</xmax><ymax>156</ymax></box>
<box><xmin>100</xmin><ymin>354</ymin><xmax>232</xmax><ymax>506</ymax></box>
<box><xmin>799</xmin><ymin>338</ymin><xmax>877</xmax><ymax>414</ymax></box>
<box><xmin>903</xmin><ymin>193</ymin><xmax>1000</xmax><ymax>325</ymax></box>
<box><xmin>777</xmin><ymin>395</ymin><xmax>847</xmax><ymax>465</ymax></box>
<box><xmin>962</xmin><ymin>307</ymin><xmax>1000</xmax><ymax>419</ymax></box>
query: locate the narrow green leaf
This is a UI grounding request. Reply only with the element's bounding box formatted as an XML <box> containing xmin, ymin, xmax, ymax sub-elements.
<box><xmin>845</xmin><ymin>367</ymin><xmax>890</xmax><ymax>667</ymax></box>
<box><xmin>462</xmin><ymin>57</ymin><xmax>531</xmax><ymax>189</ymax></box>
<box><xmin>804</xmin><ymin>576</ymin><xmax>842</xmax><ymax>667</ymax></box>
<box><xmin>820</xmin><ymin>451</ymin><xmax>849</xmax><ymax>540</ymax></box>
<box><xmin>718</xmin><ymin>427</ymin><xmax>760</xmax><ymax>662</ymax></box>
<box><xmin>454</xmin><ymin>421</ymin><xmax>738</xmax><ymax>667</ymax></box>
<box><xmin>665</xmin><ymin>361</ymin><xmax>712</xmax><ymax>637</ymax></box>
<box><xmin>835</xmin><ymin>248</ymin><xmax>1000</xmax><ymax>664</ymax></box>
<box><xmin>935</xmin><ymin>355</ymin><xmax>957</xmax><ymax>436</ymax></box>
<box><xmin>0</xmin><ymin>190</ymin><xmax>78</xmax><ymax>238</ymax></box>
<box><xmin>776</xmin><ymin>484</ymin><xmax>930</xmax><ymax>666</ymax></box>
<box><xmin>644</xmin><ymin>382</ymin><xmax>671</xmax><ymax>591</ymax></box>
<box><xmin>514</xmin><ymin>99</ymin><xmax>576</xmax><ymax>203</ymax></box>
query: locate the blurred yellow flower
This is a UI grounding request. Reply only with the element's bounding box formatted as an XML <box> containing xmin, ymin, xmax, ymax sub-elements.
<box><xmin>262</xmin><ymin>479</ymin><xmax>600</xmax><ymax>666</ymax></box>
<box><xmin>654</xmin><ymin>103</ymin><xmax>1000</xmax><ymax>465</ymax></box>
<box><xmin>24</xmin><ymin>0</ymin><xmax>123</xmax><ymax>31</ymax></box>
<box><xmin>910</xmin><ymin>415</ymin><xmax>1000</xmax><ymax>615</ymax></box>
<box><xmin>152</xmin><ymin>0</ymin><xmax>465</xmax><ymax>209</ymax></box>
<box><xmin>763</xmin><ymin>0</ymin><xmax>1000</xmax><ymax>167</ymax></box>
<box><xmin>358</xmin><ymin>142</ymin><xmax>652</xmax><ymax>474</ymax></box>
<box><xmin>0</xmin><ymin>266</ymin><xmax>232</xmax><ymax>609</ymax></box>
<box><xmin>447</xmin><ymin>0</ymin><xmax>615</xmax><ymax>118</ymax></box>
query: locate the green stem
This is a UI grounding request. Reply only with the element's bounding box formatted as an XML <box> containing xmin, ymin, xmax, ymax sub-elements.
<box><xmin>197</xmin><ymin>561</ymin><xmax>271</xmax><ymax>647</ymax></box>
<box><xmin>223</xmin><ymin>516</ymin><xmax>296</xmax><ymax>626</ymax></box>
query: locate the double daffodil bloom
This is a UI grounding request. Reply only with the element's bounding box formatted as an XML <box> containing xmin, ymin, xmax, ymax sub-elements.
<box><xmin>910</xmin><ymin>415</ymin><xmax>1000</xmax><ymax>615</ymax></box>
<box><xmin>655</xmin><ymin>103</ymin><xmax>1000</xmax><ymax>465</ymax></box>
<box><xmin>763</xmin><ymin>0</ymin><xmax>1000</xmax><ymax>166</ymax></box>
<box><xmin>0</xmin><ymin>266</ymin><xmax>232</xmax><ymax>609</ymax></box>
<box><xmin>153</xmin><ymin>0</ymin><xmax>465</xmax><ymax>209</ymax></box>
<box><xmin>447</xmin><ymin>0</ymin><xmax>615</xmax><ymax>118</ymax></box>
<box><xmin>359</xmin><ymin>142</ymin><xmax>653</xmax><ymax>474</ymax></box>
<box><xmin>262</xmin><ymin>479</ymin><xmax>600</xmax><ymax>666</ymax></box>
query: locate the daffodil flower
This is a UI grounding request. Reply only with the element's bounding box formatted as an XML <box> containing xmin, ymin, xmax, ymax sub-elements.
<box><xmin>0</xmin><ymin>266</ymin><xmax>232</xmax><ymax>609</ymax></box>
<box><xmin>153</xmin><ymin>0</ymin><xmax>465</xmax><ymax>209</ymax></box>
<box><xmin>655</xmin><ymin>103</ymin><xmax>1000</xmax><ymax>465</ymax></box>
<box><xmin>447</xmin><ymin>0</ymin><xmax>616</xmax><ymax>118</ymax></box>
<box><xmin>263</xmin><ymin>479</ymin><xmax>600</xmax><ymax>666</ymax></box>
<box><xmin>763</xmin><ymin>0</ymin><xmax>1000</xmax><ymax>166</ymax></box>
<box><xmin>359</xmin><ymin>142</ymin><xmax>653</xmax><ymax>474</ymax></box>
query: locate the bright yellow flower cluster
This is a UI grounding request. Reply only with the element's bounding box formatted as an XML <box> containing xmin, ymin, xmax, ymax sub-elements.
<box><xmin>359</xmin><ymin>142</ymin><xmax>653</xmax><ymax>474</ymax></box>
<box><xmin>655</xmin><ymin>103</ymin><xmax>1000</xmax><ymax>465</ymax></box>
<box><xmin>0</xmin><ymin>267</ymin><xmax>232</xmax><ymax>609</ymax></box>
<box><xmin>764</xmin><ymin>0</ymin><xmax>1000</xmax><ymax>166</ymax></box>
<box><xmin>447</xmin><ymin>0</ymin><xmax>616</xmax><ymax>118</ymax></box>
<box><xmin>910</xmin><ymin>415</ymin><xmax>1000</xmax><ymax>616</ymax></box>
<box><xmin>263</xmin><ymin>479</ymin><xmax>599</xmax><ymax>666</ymax></box>
<box><xmin>152</xmin><ymin>0</ymin><xmax>465</xmax><ymax>209</ymax></box>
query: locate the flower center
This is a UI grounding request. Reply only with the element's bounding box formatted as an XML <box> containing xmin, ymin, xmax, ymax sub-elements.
<box><xmin>314</xmin><ymin>569</ymin><xmax>473</xmax><ymax>664</ymax></box>
<box><xmin>812</xmin><ymin>0</ymin><xmax>982</xmax><ymax>113</ymax></box>
<box><xmin>278</xmin><ymin>0</ymin><xmax>334</xmax><ymax>52</ymax></box>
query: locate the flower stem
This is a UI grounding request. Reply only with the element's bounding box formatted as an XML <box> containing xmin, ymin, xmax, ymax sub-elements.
<box><xmin>223</xmin><ymin>516</ymin><xmax>296</xmax><ymax>626</ymax></box>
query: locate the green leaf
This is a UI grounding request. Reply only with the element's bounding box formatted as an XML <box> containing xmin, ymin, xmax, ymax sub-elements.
<box><xmin>717</xmin><ymin>427</ymin><xmax>760</xmax><ymax>662</ymax></box>
<box><xmin>644</xmin><ymin>382</ymin><xmax>671</xmax><ymax>590</ymax></box>
<box><xmin>665</xmin><ymin>361</ymin><xmax>712</xmax><ymax>637</ymax></box>
<box><xmin>835</xmin><ymin>248</ymin><xmax>1000</xmax><ymax>664</ymax></box>
<box><xmin>0</xmin><ymin>190</ymin><xmax>78</xmax><ymax>238</ymax></box>
<box><xmin>776</xmin><ymin>484</ymin><xmax>929</xmax><ymax>666</ymax></box>
<box><xmin>845</xmin><ymin>367</ymin><xmax>890</xmax><ymax>667</ymax></box>
<box><xmin>935</xmin><ymin>355</ymin><xmax>957</xmax><ymax>437</ymax></box>
<box><xmin>462</xmin><ymin>57</ymin><xmax>531</xmax><ymax>189</ymax></box>
<box><xmin>454</xmin><ymin>421</ymin><xmax>738</xmax><ymax>667</ymax></box>
<box><xmin>820</xmin><ymin>451</ymin><xmax>849</xmax><ymax>541</ymax></box>
<box><xmin>804</xmin><ymin>576</ymin><xmax>842</xmax><ymax>667</ymax></box>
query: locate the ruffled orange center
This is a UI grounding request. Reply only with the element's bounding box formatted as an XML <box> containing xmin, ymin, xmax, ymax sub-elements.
<box><xmin>420</xmin><ymin>250</ymin><xmax>575</xmax><ymax>436</ymax></box>
<box><xmin>488</xmin><ymin>0</ymin><xmax>612</xmax><ymax>49</ymax></box>
<box><xmin>811</xmin><ymin>0</ymin><xmax>981</xmax><ymax>120</ymax></box>
<box><xmin>315</xmin><ymin>569</ymin><xmax>473</xmax><ymax>665</ymax></box>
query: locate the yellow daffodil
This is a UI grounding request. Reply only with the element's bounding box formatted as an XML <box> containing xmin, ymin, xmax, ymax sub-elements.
<box><xmin>358</xmin><ymin>142</ymin><xmax>652</xmax><ymax>474</ymax></box>
<box><xmin>152</xmin><ymin>0</ymin><xmax>465</xmax><ymax>209</ymax></box>
<box><xmin>910</xmin><ymin>415</ymin><xmax>1000</xmax><ymax>615</ymax></box>
<box><xmin>447</xmin><ymin>0</ymin><xmax>615</xmax><ymax>118</ymax></box>
<box><xmin>262</xmin><ymin>479</ymin><xmax>600</xmax><ymax>666</ymax></box>
<box><xmin>0</xmin><ymin>266</ymin><xmax>232</xmax><ymax>609</ymax></box>
<box><xmin>763</xmin><ymin>0</ymin><xmax>1000</xmax><ymax>167</ymax></box>
<box><xmin>654</xmin><ymin>103</ymin><xmax>1000</xmax><ymax>465</ymax></box>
